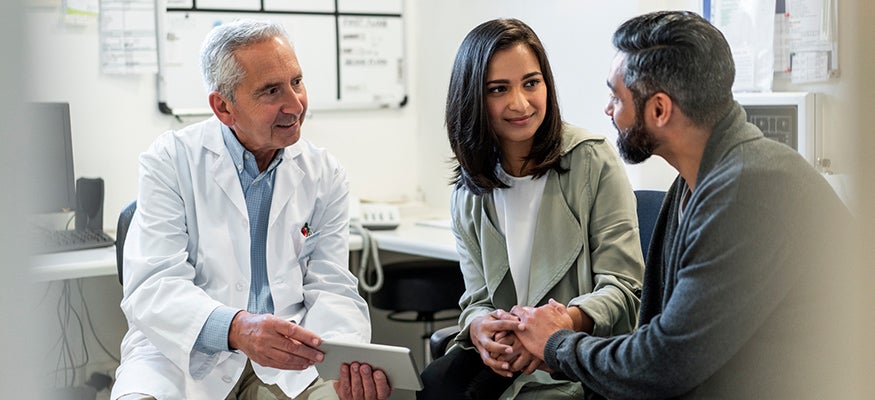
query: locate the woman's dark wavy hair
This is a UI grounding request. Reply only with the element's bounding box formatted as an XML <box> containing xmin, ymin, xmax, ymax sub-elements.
<box><xmin>613</xmin><ymin>11</ymin><xmax>735</xmax><ymax>129</ymax></box>
<box><xmin>446</xmin><ymin>18</ymin><xmax>565</xmax><ymax>195</ymax></box>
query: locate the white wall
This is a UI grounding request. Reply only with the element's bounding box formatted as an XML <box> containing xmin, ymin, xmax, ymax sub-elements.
<box><xmin>411</xmin><ymin>0</ymin><xmax>862</xmax><ymax>211</ymax></box>
<box><xmin>25</xmin><ymin>0</ymin><xmax>863</xmax><ymax>222</ymax></box>
<box><xmin>25</xmin><ymin>1</ymin><xmax>696</xmax><ymax>225</ymax></box>
<box><xmin>26</xmin><ymin>7</ymin><xmax>423</xmax><ymax>231</ymax></box>
<box><xmin>411</xmin><ymin>0</ymin><xmax>682</xmax><ymax>212</ymax></box>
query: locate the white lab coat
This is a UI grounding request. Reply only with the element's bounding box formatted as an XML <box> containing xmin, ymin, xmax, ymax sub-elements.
<box><xmin>112</xmin><ymin>117</ymin><xmax>370</xmax><ymax>400</ymax></box>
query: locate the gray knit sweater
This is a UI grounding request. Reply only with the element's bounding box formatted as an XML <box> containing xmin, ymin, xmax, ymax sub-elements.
<box><xmin>544</xmin><ymin>103</ymin><xmax>851</xmax><ymax>399</ymax></box>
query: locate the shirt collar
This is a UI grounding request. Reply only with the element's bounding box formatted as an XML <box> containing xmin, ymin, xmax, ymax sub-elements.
<box><xmin>221</xmin><ymin>124</ymin><xmax>283</xmax><ymax>178</ymax></box>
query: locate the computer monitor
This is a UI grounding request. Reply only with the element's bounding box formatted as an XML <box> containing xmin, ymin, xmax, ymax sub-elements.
<box><xmin>734</xmin><ymin>92</ymin><xmax>818</xmax><ymax>165</ymax></box>
<box><xmin>27</xmin><ymin>102</ymin><xmax>76</xmax><ymax>214</ymax></box>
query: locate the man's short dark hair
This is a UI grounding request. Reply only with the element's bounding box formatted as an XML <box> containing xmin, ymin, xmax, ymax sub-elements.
<box><xmin>613</xmin><ymin>11</ymin><xmax>735</xmax><ymax>128</ymax></box>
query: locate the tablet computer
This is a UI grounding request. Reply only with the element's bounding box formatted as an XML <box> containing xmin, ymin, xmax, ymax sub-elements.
<box><xmin>315</xmin><ymin>339</ymin><xmax>423</xmax><ymax>391</ymax></box>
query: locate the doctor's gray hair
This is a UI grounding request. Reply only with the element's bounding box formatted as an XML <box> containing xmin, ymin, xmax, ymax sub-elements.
<box><xmin>199</xmin><ymin>19</ymin><xmax>291</xmax><ymax>102</ymax></box>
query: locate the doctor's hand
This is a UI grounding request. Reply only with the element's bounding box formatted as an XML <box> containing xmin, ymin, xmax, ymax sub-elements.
<box><xmin>333</xmin><ymin>362</ymin><xmax>392</xmax><ymax>400</ymax></box>
<box><xmin>469</xmin><ymin>309</ymin><xmax>522</xmax><ymax>378</ymax></box>
<box><xmin>228</xmin><ymin>311</ymin><xmax>324</xmax><ymax>370</ymax></box>
<box><xmin>510</xmin><ymin>299</ymin><xmax>574</xmax><ymax>360</ymax></box>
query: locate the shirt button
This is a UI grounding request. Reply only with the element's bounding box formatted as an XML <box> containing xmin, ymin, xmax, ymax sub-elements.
<box><xmin>236</xmin><ymin>281</ymin><xmax>246</xmax><ymax>291</ymax></box>
<box><xmin>222</xmin><ymin>375</ymin><xmax>233</xmax><ymax>383</ymax></box>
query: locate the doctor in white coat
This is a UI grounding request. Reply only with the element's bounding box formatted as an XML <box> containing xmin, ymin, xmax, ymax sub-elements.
<box><xmin>112</xmin><ymin>19</ymin><xmax>391</xmax><ymax>400</ymax></box>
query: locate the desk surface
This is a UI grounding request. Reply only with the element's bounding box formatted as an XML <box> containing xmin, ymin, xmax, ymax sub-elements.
<box><xmin>31</xmin><ymin>246</ymin><xmax>118</xmax><ymax>282</ymax></box>
<box><xmin>371</xmin><ymin>220</ymin><xmax>457</xmax><ymax>261</ymax></box>
<box><xmin>31</xmin><ymin>210</ymin><xmax>456</xmax><ymax>282</ymax></box>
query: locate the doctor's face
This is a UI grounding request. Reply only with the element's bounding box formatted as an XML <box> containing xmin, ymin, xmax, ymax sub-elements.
<box><xmin>605</xmin><ymin>53</ymin><xmax>655</xmax><ymax>164</ymax></box>
<box><xmin>225</xmin><ymin>36</ymin><xmax>308</xmax><ymax>159</ymax></box>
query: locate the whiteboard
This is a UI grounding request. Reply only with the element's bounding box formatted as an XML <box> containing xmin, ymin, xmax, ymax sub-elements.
<box><xmin>156</xmin><ymin>1</ymin><xmax>406</xmax><ymax>116</ymax></box>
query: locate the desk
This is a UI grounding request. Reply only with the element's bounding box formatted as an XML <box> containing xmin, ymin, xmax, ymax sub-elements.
<box><xmin>370</xmin><ymin>221</ymin><xmax>457</xmax><ymax>262</ymax></box>
<box><xmin>31</xmin><ymin>246</ymin><xmax>117</xmax><ymax>282</ymax></box>
<box><xmin>30</xmin><ymin>212</ymin><xmax>456</xmax><ymax>282</ymax></box>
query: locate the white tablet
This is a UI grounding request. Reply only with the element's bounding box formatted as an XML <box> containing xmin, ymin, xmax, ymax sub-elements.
<box><xmin>315</xmin><ymin>339</ymin><xmax>423</xmax><ymax>391</ymax></box>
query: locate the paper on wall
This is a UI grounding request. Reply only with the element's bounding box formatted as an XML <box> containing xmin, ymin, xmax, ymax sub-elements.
<box><xmin>786</xmin><ymin>0</ymin><xmax>837</xmax><ymax>82</ymax></box>
<box><xmin>709</xmin><ymin>0</ymin><xmax>777</xmax><ymax>92</ymax></box>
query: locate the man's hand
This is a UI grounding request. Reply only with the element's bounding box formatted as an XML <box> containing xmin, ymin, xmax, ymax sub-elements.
<box><xmin>469</xmin><ymin>309</ymin><xmax>522</xmax><ymax>377</ymax></box>
<box><xmin>493</xmin><ymin>330</ymin><xmax>543</xmax><ymax>375</ymax></box>
<box><xmin>333</xmin><ymin>362</ymin><xmax>392</xmax><ymax>400</ymax></box>
<box><xmin>228</xmin><ymin>311</ymin><xmax>323</xmax><ymax>370</ymax></box>
<box><xmin>510</xmin><ymin>299</ymin><xmax>574</xmax><ymax>360</ymax></box>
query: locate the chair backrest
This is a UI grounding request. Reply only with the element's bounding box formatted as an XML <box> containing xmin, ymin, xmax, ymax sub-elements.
<box><xmin>116</xmin><ymin>200</ymin><xmax>137</xmax><ymax>285</ymax></box>
<box><xmin>634</xmin><ymin>190</ymin><xmax>665</xmax><ymax>263</ymax></box>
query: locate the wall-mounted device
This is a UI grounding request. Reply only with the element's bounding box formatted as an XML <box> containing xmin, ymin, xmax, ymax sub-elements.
<box><xmin>734</xmin><ymin>91</ymin><xmax>820</xmax><ymax>166</ymax></box>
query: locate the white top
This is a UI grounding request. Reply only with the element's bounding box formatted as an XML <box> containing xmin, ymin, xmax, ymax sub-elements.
<box><xmin>679</xmin><ymin>184</ymin><xmax>692</xmax><ymax>222</ymax></box>
<box><xmin>493</xmin><ymin>165</ymin><xmax>548</xmax><ymax>304</ymax></box>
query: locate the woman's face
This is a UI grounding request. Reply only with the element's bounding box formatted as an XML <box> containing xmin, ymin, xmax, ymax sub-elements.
<box><xmin>484</xmin><ymin>43</ymin><xmax>547</xmax><ymax>154</ymax></box>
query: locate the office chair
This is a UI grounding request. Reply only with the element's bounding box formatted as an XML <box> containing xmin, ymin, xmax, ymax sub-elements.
<box><xmin>115</xmin><ymin>200</ymin><xmax>137</xmax><ymax>285</ymax></box>
<box><xmin>633</xmin><ymin>190</ymin><xmax>666</xmax><ymax>262</ymax></box>
<box><xmin>428</xmin><ymin>189</ymin><xmax>667</xmax><ymax>359</ymax></box>
<box><xmin>368</xmin><ymin>259</ymin><xmax>465</xmax><ymax>365</ymax></box>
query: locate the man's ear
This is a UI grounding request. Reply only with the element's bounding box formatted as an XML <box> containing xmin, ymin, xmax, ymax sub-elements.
<box><xmin>209</xmin><ymin>92</ymin><xmax>235</xmax><ymax>126</ymax></box>
<box><xmin>645</xmin><ymin>92</ymin><xmax>673</xmax><ymax>128</ymax></box>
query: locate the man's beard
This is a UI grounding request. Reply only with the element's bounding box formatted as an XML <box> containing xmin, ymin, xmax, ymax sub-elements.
<box><xmin>615</xmin><ymin>115</ymin><xmax>656</xmax><ymax>164</ymax></box>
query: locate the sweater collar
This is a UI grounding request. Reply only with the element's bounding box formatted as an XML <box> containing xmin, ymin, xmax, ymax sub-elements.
<box><xmin>696</xmin><ymin>102</ymin><xmax>763</xmax><ymax>184</ymax></box>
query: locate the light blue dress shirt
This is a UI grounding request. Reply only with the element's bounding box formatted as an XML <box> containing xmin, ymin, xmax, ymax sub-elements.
<box><xmin>193</xmin><ymin>125</ymin><xmax>283</xmax><ymax>354</ymax></box>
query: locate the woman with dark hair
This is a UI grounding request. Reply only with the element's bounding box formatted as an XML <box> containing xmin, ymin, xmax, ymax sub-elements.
<box><xmin>418</xmin><ymin>18</ymin><xmax>644</xmax><ymax>399</ymax></box>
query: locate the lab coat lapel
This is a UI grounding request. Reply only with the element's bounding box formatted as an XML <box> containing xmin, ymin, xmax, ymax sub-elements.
<box><xmin>203</xmin><ymin>124</ymin><xmax>247</xmax><ymax>219</ymax></box>
<box><xmin>526</xmin><ymin>174</ymin><xmax>582</xmax><ymax>306</ymax></box>
<box><xmin>269</xmin><ymin>143</ymin><xmax>304</xmax><ymax>229</ymax></box>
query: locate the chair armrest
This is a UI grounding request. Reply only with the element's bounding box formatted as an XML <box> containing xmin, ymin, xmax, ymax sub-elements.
<box><xmin>429</xmin><ymin>325</ymin><xmax>461</xmax><ymax>359</ymax></box>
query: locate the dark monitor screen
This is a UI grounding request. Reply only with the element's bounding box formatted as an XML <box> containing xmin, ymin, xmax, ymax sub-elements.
<box><xmin>27</xmin><ymin>102</ymin><xmax>76</xmax><ymax>214</ymax></box>
<box><xmin>741</xmin><ymin>104</ymin><xmax>798</xmax><ymax>151</ymax></box>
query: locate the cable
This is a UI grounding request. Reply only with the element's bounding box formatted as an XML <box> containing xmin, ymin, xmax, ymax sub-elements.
<box><xmin>77</xmin><ymin>279</ymin><xmax>121</xmax><ymax>364</ymax></box>
<box><xmin>67</xmin><ymin>281</ymin><xmax>90</xmax><ymax>383</ymax></box>
<box><xmin>55</xmin><ymin>281</ymin><xmax>78</xmax><ymax>386</ymax></box>
<box><xmin>350</xmin><ymin>222</ymin><xmax>384</xmax><ymax>293</ymax></box>
<box><xmin>49</xmin><ymin>279</ymin><xmax>98</xmax><ymax>388</ymax></box>
<box><xmin>37</xmin><ymin>280</ymin><xmax>56</xmax><ymax>308</ymax></box>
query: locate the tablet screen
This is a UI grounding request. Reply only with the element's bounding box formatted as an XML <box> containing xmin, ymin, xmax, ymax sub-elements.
<box><xmin>315</xmin><ymin>339</ymin><xmax>423</xmax><ymax>391</ymax></box>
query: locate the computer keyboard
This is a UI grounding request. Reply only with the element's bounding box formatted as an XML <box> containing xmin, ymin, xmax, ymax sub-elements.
<box><xmin>33</xmin><ymin>228</ymin><xmax>116</xmax><ymax>254</ymax></box>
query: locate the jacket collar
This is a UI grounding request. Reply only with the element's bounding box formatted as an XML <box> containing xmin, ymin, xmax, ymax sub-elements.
<box><xmin>480</xmin><ymin>124</ymin><xmax>596</xmax><ymax>305</ymax></box>
<box><xmin>559</xmin><ymin>123</ymin><xmax>604</xmax><ymax>156</ymax></box>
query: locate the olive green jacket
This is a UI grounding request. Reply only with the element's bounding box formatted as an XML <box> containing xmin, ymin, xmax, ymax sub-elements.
<box><xmin>451</xmin><ymin>123</ymin><xmax>644</xmax><ymax>346</ymax></box>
